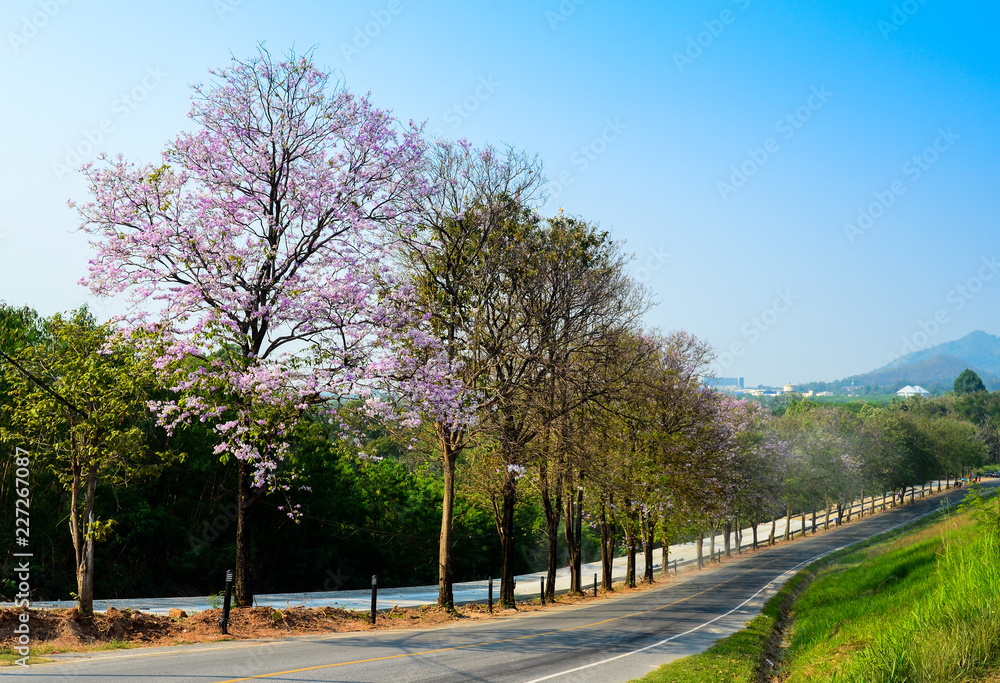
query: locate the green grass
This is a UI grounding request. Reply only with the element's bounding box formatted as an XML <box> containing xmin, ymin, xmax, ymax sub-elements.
<box><xmin>634</xmin><ymin>500</ymin><xmax>999</xmax><ymax>683</ymax></box>
<box><xmin>95</xmin><ymin>638</ymin><xmax>137</xmax><ymax>651</ymax></box>
<box><xmin>0</xmin><ymin>636</ymin><xmax>134</xmax><ymax>666</ymax></box>
<box><xmin>0</xmin><ymin>644</ymin><xmax>53</xmax><ymax>666</ymax></box>
<box><xmin>782</xmin><ymin>502</ymin><xmax>1000</xmax><ymax>682</ymax></box>
<box><xmin>630</xmin><ymin>571</ymin><xmax>811</xmax><ymax>683</ymax></box>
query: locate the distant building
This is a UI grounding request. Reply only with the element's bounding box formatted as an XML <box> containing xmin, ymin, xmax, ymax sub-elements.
<box><xmin>897</xmin><ymin>385</ymin><xmax>930</xmax><ymax>398</ymax></box>
<box><xmin>816</xmin><ymin>391</ymin><xmax>834</xmax><ymax>397</ymax></box>
<box><xmin>783</xmin><ymin>383</ymin><xmax>796</xmax><ymax>394</ymax></box>
<box><xmin>705</xmin><ymin>377</ymin><xmax>744</xmax><ymax>390</ymax></box>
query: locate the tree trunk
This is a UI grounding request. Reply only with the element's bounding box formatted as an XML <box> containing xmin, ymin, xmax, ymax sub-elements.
<box><xmin>800</xmin><ymin>511</ymin><xmax>806</xmax><ymax>537</ymax></box>
<box><xmin>84</xmin><ymin>506</ymin><xmax>95</xmax><ymax>610</ymax></box>
<box><xmin>498</xmin><ymin>476</ymin><xmax>518</xmax><ymax>608</ymax></box>
<box><xmin>784</xmin><ymin>504</ymin><xmax>791</xmax><ymax>541</ymax></box>
<box><xmin>438</xmin><ymin>433</ymin><xmax>462</xmax><ymax>609</ymax></box>
<box><xmin>751</xmin><ymin>520</ymin><xmax>758</xmax><ymax>550</ymax></box>
<box><xmin>769</xmin><ymin>516</ymin><xmax>776</xmax><ymax>546</ymax></box>
<box><xmin>564</xmin><ymin>485</ymin><xmax>583</xmax><ymax>594</ymax></box>
<box><xmin>574</xmin><ymin>487</ymin><xmax>583</xmax><ymax>587</ymax></box>
<box><xmin>642</xmin><ymin>512</ymin><xmax>654</xmax><ymax>583</ymax></box>
<box><xmin>624</xmin><ymin>508</ymin><xmax>637</xmax><ymax>588</ymax></box>
<box><xmin>235</xmin><ymin>459</ymin><xmax>255</xmax><ymax>608</ymax></box>
<box><xmin>696</xmin><ymin>530</ymin><xmax>704</xmax><ymax>570</ymax></box>
<box><xmin>71</xmin><ymin>464</ymin><xmax>98</xmax><ymax>615</ymax></box>
<box><xmin>541</xmin><ymin>460</ymin><xmax>562</xmax><ymax>603</ymax></box>
<box><xmin>625</xmin><ymin>541</ymin><xmax>635</xmax><ymax>587</ymax></box>
<box><xmin>709</xmin><ymin>522</ymin><xmax>716</xmax><ymax>562</ymax></box>
<box><xmin>68</xmin><ymin>460</ymin><xmax>83</xmax><ymax>611</ymax></box>
<box><xmin>544</xmin><ymin>513</ymin><xmax>559</xmax><ymax>602</ymax></box>
<box><xmin>600</xmin><ymin>501</ymin><xmax>614</xmax><ymax>590</ymax></box>
<box><xmin>562</xmin><ymin>491</ymin><xmax>576</xmax><ymax>594</ymax></box>
<box><xmin>724</xmin><ymin>520</ymin><xmax>732</xmax><ymax>557</ymax></box>
<box><xmin>810</xmin><ymin>509</ymin><xmax>816</xmax><ymax>534</ymax></box>
<box><xmin>660</xmin><ymin>533</ymin><xmax>669</xmax><ymax>579</ymax></box>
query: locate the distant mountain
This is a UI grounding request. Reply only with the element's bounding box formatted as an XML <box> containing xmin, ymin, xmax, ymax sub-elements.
<box><xmin>798</xmin><ymin>331</ymin><xmax>1000</xmax><ymax>396</ymax></box>
<box><xmin>883</xmin><ymin>330</ymin><xmax>1000</xmax><ymax>376</ymax></box>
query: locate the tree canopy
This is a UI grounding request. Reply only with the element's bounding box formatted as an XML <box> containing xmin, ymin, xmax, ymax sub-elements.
<box><xmin>955</xmin><ymin>368</ymin><xmax>987</xmax><ymax>396</ymax></box>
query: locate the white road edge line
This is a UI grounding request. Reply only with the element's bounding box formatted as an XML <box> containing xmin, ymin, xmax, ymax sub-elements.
<box><xmin>521</xmin><ymin>503</ymin><xmax>950</xmax><ymax>683</ymax></box>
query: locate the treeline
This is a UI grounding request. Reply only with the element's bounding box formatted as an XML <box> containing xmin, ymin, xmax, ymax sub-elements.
<box><xmin>0</xmin><ymin>308</ymin><xmax>993</xmax><ymax>609</ymax></box>
<box><xmin>0</xmin><ymin>48</ymin><xmax>994</xmax><ymax>613</ymax></box>
<box><xmin>767</xmin><ymin>394</ymin><xmax>991</xmax><ymax>528</ymax></box>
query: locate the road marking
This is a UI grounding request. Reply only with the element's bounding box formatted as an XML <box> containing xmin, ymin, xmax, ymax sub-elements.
<box><xmin>22</xmin><ymin>492</ymin><xmax>963</xmax><ymax>683</ymax></box>
<box><xmin>521</xmin><ymin>571</ymin><xmax>795</xmax><ymax>683</ymax></box>
<box><xmin>208</xmin><ymin>502</ymin><xmax>956</xmax><ymax>682</ymax></box>
<box><xmin>210</xmin><ymin>560</ymin><xmax>780</xmax><ymax>682</ymax></box>
<box><xmin>520</xmin><ymin>500</ymin><xmax>960</xmax><ymax>682</ymax></box>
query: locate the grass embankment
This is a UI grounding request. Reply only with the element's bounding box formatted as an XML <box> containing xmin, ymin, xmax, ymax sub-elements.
<box><xmin>627</xmin><ymin>570</ymin><xmax>812</xmax><ymax>683</ymax></box>
<box><xmin>635</xmin><ymin>493</ymin><xmax>1000</xmax><ymax>683</ymax></box>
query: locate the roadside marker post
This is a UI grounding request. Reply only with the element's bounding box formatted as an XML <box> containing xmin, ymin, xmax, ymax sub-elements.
<box><xmin>370</xmin><ymin>575</ymin><xmax>378</xmax><ymax>625</ymax></box>
<box><xmin>593</xmin><ymin>573</ymin><xmax>597</xmax><ymax>596</ymax></box>
<box><xmin>218</xmin><ymin>568</ymin><xmax>234</xmax><ymax>634</ymax></box>
<box><xmin>540</xmin><ymin>577</ymin><xmax>545</xmax><ymax>606</ymax></box>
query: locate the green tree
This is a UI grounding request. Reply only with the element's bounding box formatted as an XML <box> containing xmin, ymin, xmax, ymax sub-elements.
<box><xmin>918</xmin><ymin>414</ymin><xmax>986</xmax><ymax>480</ymax></box>
<box><xmin>954</xmin><ymin>369</ymin><xmax>987</xmax><ymax>396</ymax></box>
<box><xmin>399</xmin><ymin>142</ymin><xmax>544</xmax><ymax>608</ymax></box>
<box><xmin>786</xmin><ymin>397</ymin><xmax>820</xmax><ymax>416</ymax></box>
<box><xmin>0</xmin><ymin>309</ymin><xmax>168</xmax><ymax>614</ymax></box>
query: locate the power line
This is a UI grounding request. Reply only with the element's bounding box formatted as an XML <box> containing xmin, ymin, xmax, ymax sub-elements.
<box><xmin>0</xmin><ymin>348</ymin><xmax>88</xmax><ymax>420</ymax></box>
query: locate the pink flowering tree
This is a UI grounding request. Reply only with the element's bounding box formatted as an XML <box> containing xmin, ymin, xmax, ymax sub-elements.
<box><xmin>73</xmin><ymin>47</ymin><xmax>447</xmax><ymax>606</ymax></box>
<box><xmin>714</xmin><ymin>395</ymin><xmax>788</xmax><ymax>551</ymax></box>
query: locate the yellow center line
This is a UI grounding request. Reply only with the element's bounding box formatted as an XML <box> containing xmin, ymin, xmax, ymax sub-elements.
<box><xmin>213</xmin><ymin>558</ymin><xmax>780</xmax><ymax>682</ymax></box>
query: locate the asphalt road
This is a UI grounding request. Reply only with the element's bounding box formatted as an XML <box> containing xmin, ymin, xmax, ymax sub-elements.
<box><xmin>4</xmin><ymin>485</ymin><xmax>982</xmax><ymax>683</ymax></box>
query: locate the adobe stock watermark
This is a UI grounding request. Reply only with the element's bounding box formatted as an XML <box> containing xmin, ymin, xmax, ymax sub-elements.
<box><xmin>8</xmin><ymin>0</ymin><xmax>72</xmax><ymax>53</ymax></box>
<box><xmin>223</xmin><ymin>639</ymin><xmax>284</xmax><ymax>679</ymax></box>
<box><xmin>443</xmin><ymin>76</ymin><xmax>501</xmax><ymax>130</ymax></box>
<box><xmin>879</xmin><ymin>0</ymin><xmax>931</xmax><ymax>38</ymax></box>
<box><xmin>322</xmin><ymin>567</ymin><xmax>351</xmax><ymax>590</ymax></box>
<box><xmin>52</xmin><ymin>66</ymin><xmax>169</xmax><ymax>181</ymax></box>
<box><xmin>886</xmin><ymin>256</ymin><xmax>999</xmax><ymax>362</ymax></box>
<box><xmin>546</xmin><ymin>0</ymin><xmax>587</xmax><ymax>30</ymax></box>
<box><xmin>544</xmin><ymin>117</ymin><xmax>628</xmax><ymax>204</ymax></box>
<box><xmin>12</xmin><ymin>447</ymin><xmax>32</xmax><ymax>668</ymax></box>
<box><xmin>340</xmin><ymin>0</ymin><xmax>404</xmax><ymax>63</ymax></box>
<box><xmin>843</xmin><ymin>127</ymin><xmax>958</xmax><ymax>244</ymax></box>
<box><xmin>212</xmin><ymin>0</ymin><xmax>244</xmax><ymax>20</ymax></box>
<box><xmin>634</xmin><ymin>247</ymin><xmax>672</xmax><ymax>283</ymax></box>
<box><xmin>187</xmin><ymin>502</ymin><xmax>238</xmax><ymax>551</ymax></box>
<box><xmin>716</xmin><ymin>288</ymin><xmax>799</xmax><ymax>371</ymax></box>
<box><xmin>673</xmin><ymin>0</ymin><xmax>752</xmax><ymax>74</ymax></box>
<box><xmin>717</xmin><ymin>86</ymin><xmax>834</xmax><ymax>201</ymax></box>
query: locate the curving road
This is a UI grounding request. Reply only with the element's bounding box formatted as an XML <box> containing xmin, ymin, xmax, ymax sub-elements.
<box><xmin>3</xmin><ymin>485</ymin><xmax>981</xmax><ymax>683</ymax></box>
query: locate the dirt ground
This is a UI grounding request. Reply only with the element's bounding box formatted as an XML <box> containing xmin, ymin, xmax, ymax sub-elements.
<box><xmin>0</xmin><ymin>578</ymin><xmax>670</xmax><ymax>658</ymax></box>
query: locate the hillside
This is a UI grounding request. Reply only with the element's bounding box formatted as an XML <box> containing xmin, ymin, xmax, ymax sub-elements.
<box><xmin>883</xmin><ymin>330</ymin><xmax>1000</xmax><ymax>376</ymax></box>
<box><xmin>799</xmin><ymin>331</ymin><xmax>1000</xmax><ymax>396</ymax></box>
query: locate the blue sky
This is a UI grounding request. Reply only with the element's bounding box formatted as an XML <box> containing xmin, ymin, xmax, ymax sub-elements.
<box><xmin>2</xmin><ymin>0</ymin><xmax>998</xmax><ymax>386</ymax></box>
